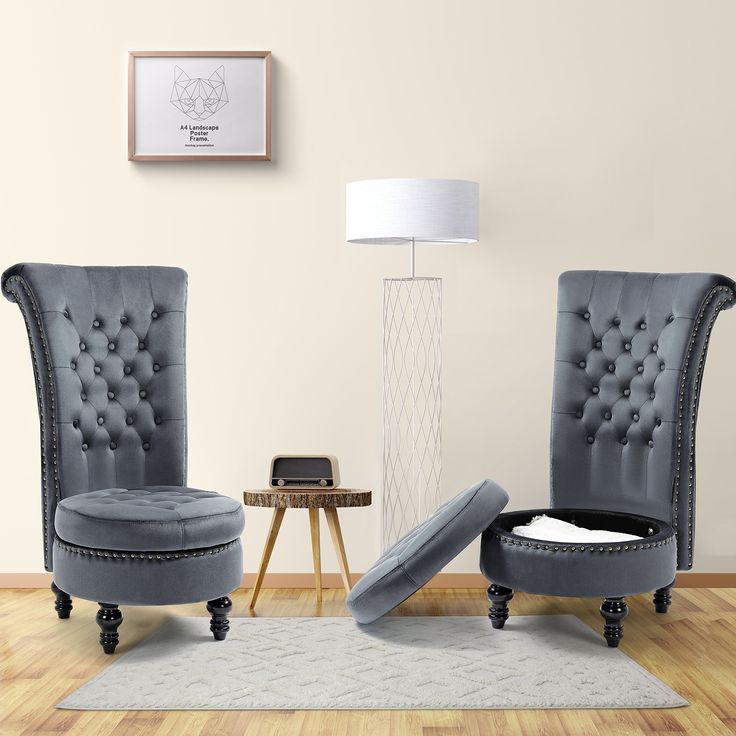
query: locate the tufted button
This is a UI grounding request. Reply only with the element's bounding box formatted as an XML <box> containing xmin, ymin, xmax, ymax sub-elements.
<box><xmin>107</xmin><ymin>391</ymin><xmax>115</xmax><ymax>400</ymax></box>
<box><xmin>624</xmin><ymin>342</ymin><xmax>631</xmax><ymax>351</ymax></box>
<box><xmin>578</xmin><ymin>360</ymin><xmax>586</xmax><ymax>369</ymax></box>
<box><xmin>652</xmin><ymin>344</ymin><xmax>658</xmax><ymax>352</ymax></box>
<box><xmin>575</xmin><ymin>410</ymin><xmax>583</xmax><ymax>419</ymax></box>
<box><xmin>63</xmin><ymin>309</ymin><xmax>70</xmax><ymax>318</ymax></box>
<box><xmin>97</xmin><ymin>417</ymin><xmax>104</xmax><ymax>425</ymax></box>
<box><xmin>633</xmin><ymin>413</ymin><xmax>640</xmax><ymax>422</ymax></box>
<box><xmin>604</xmin><ymin>411</ymin><xmax>611</xmax><ymax>420</ymax></box>
<box><xmin>79</xmin><ymin>342</ymin><xmax>86</xmax><ymax>351</ymax></box>
<box><xmin>586</xmin><ymin>436</ymin><xmax>595</xmax><ymax>444</ymax></box>
<box><xmin>126</xmin><ymin>416</ymin><xmax>134</xmax><ymax>425</ymax></box>
<box><xmin>623</xmin><ymin>388</ymin><xmax>631</xmax><ymax>396</ymax></box>
<box><xmin>583</xmin><ymin>311</ymin><xmax>590</xmax><ymax>320</ymax></box>
<box><xmin>592</xmin><ymin>386</ymin><xmax>600</xmax><ymax>395</ymax></box>
<box><xmin>594</xmin><ymin>340</ymin><xmax>602</xmax><ymax>349</ymax></box>
<box><xmin>108</xmin><ymin>342</ymin><xmax>116</xmax><ymax>351</ymax></box>
<box><xmin>93</xmin><ymin>319</ymin><xmax>101</xmax><ymax>328</ymax></box>
<box><xmin>650</xmin><ymin>391</ymin><xmax>656</xmax><ymax>399</ymax></box>
<box><xmin>648</xmin><ymin>440</ymin><xmax>654</xmax><ymax>448</ymax></box>
<box><xmin>142</xmin><ymin>442</ymin><xmax>151</xmax><ymax>451</ymax></box>
<box><xmin>80</xmin><ymin>392</ymin><xmax>87</xmax><ymax>401</ymax></box>
<box><xmin>81</xmin><ymin>443</ymin><xmax>88</xmax><ymax>452</ymax></box>
<box><xmin>155</xmin><ymin>416</ymin><xmax>162</xmax><ymax>425</ymax></box>
<box><xmin>637</xmin><ymin>365</ymin><xmax>644</xmax><ymax>373</ymax></box>
<box><xmin>660</xmin><ymin>363</ymin><xmax>665</xmax><ymax>371</ymax></box>
<box><xmin>124</xmin><ymin>365</ymin><xmax>132</xmax><ymax>375</ymax></box>
<box><xmin>151</xmin><ymin>310</ymin><xmax>159</xmax><ymax>319</ymax></box>
<box><xmin>613</xmin><ymin>317</ymin><xmax>621</xmax><ymax>326</ymax></box>
<box><xmin>72</xmin><ymin>419</ymin><xmax>79</xmax><ymax>428</ymax></box>
<box><xmin>70</xmin><ymin>361</ymin><xmax>77</xmax><ymax>370</ymax></box>
<box><xmin>656</xmin><ymin>418</ymin><xmax>662</xmax><ymax>426</ymax></box>
<box><xmin>153</xmin><ymin>363</ymin><xmax>161</xmax><ymax>372</ymax></box>
<box><xmin>139</xmin><ymin>390</ymin><xmax>147</xmax><ymax>399</ymax></box>
<box><xmin>620</xmin><ymin>437</ymin><xmax>628</xmax><ymax>445</ymax></box>
<box><xmin>139</xmin><ymin>341</ymin><xmax>146</xmax><ymax>350</ymax></box>
<box><xmin>608</xmin><ymin>364</ymin><xmax>615</xmax><ymax>372</ymax></box>
<box><xmin>120</xmin><ymin>315</ymin><xmax>128</xmax><ymax>324</ymax></box>
<box><xmin>640</xmin><ymin>322</ymin><xmax>647</xmax><ymax>330</ymax></box>
<box><xmin>109</xmin><ymin>441</ymin><xmax>117</xmax><ymax>450</ymax></box>
<box><xmin>94</xmin><ymin>365</ymin><xmax>101</xmax><ymax>374</ymax></box>
<box><xmin>667</xmin><ymin>314</ymin><xmax>675</xmax><ymax>323</ymax></box>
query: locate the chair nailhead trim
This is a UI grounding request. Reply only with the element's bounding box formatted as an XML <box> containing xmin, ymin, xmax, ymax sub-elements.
<box><xmin>4</xmin><ymin>276</ymin><xmax>60</xmax><ymax>566</ymax></box>
<box><xmin>673</xmin><ymin>285</ymin><xmax>734</xmax><ymax>567</ymax></box>
<box><xmin>53</xmin><ymin>538</ymin><xmax>239</xmax><ymax>560</ymax></box>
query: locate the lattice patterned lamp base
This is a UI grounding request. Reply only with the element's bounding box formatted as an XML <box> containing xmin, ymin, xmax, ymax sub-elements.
<box><xmin>382</xmin><ymin>277</ymin><xmax>442</xmax><ymax>550</ymax></box>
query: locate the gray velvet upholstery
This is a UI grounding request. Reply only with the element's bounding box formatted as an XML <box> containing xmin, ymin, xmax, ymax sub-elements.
<box><xmin>3</xmin><ymin>263</ymin><xmax>243</xmax><ymax>608</ymax></box>
<box><xmin>481</xmin><ymin>270</ymin><xmax>735</xmax><ymax>601</ymax></box>
<box><xmin>549</xmin><ymin>270</ymin><xmax>735</xmax><ymax>569</ymax></box>
<box><xmin>52</xmin><ymin>538</ymin><xmax>243</xmax><ymax>606</ymax></box>
<box><xmin>346</xmin><ymin>479</ymin><xmax>509</xmax><ymax>624</ymax></box>
<box><xmin>481</xmin><ymin>509</ymin><xmax>676</xmax><ymax>597</ymax></box>
<box><xmin>55</xmin><ymin>487</ymin><xmax>245</xmax><ymax>551</ymax></box>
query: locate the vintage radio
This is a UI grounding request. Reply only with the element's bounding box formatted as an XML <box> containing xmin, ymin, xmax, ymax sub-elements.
<box><xmin>269</xmin><ymin>455</ymin><xmax>340</xmax><ymax>490</ymax></box>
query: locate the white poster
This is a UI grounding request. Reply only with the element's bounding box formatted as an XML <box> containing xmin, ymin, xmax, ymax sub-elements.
<box><xmin>129</xmin><ymin>52</ymin><xmax>271</xmax><ymax>161</ymax></box>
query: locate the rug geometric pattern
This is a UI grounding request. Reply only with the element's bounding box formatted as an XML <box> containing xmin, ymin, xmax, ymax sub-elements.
<box><xmin>57</xmin><ymin>616</ymin><xmax>686</xmax><ymax>710</ymax></box>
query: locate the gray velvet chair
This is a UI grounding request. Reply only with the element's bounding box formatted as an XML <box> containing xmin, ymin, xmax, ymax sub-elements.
<box><xmin>3</xmin><ymin>263</ymin><xmax>245</xmax><ymax>654</ymax></box>
<box><xmin>481</xmin><ymin>270</ymin><xmax>735</xmax><ymax>646</ymax></box>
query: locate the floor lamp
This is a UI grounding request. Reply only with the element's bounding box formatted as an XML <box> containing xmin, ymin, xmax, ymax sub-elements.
<box><xmin>346</xmin><ymin>178</ymin><xmax>480</xmax><ymax>549</ymax></box>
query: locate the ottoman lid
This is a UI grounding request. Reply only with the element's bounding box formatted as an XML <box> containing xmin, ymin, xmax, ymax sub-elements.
<box><xmin>346</xmin><ymin>479</ymin><xmax>509</xmax><ymax>624</ymax></box>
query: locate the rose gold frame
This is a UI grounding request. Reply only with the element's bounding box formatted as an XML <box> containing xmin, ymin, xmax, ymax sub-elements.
<box><xmin>128</xmin><ymin>50</ymin><xmax>271</xmax><ymax>161</ymax></box>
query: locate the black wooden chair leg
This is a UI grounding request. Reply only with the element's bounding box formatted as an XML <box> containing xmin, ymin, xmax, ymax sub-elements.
<box><xmin>653</xmin><ymin>579</ymin><xmax>675</xmax><ymax>613</ymax></box>
<box><xmin>51</xmin><ymin>582</ymin><xmax>72</xmax><ymax>619</ymax></box>
<box><xmin>487</xmin><ymin>584</ymin><xmax>514</xmax><ymax>629</ymax></box>
<box><xmin>96</xmin><ymin>604</ymin><xmax>123</xmax><ymax>654</ymax></box>
<box><xmin>600</xmin><ymin>597</ymin><xmax>628</xmax><ymax>647</ymax></box>
<box><xmin>207</xmin><ymin>596</ymin><xmax>233</xmax><ymax>641</ymax></box>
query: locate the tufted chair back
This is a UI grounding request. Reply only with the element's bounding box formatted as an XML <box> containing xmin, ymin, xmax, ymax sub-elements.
<box><xmin>551</xmin><ymin>271</ymin><xmax>735</xmax><ymax>570</ymax></box>
<box><xmin>2</xmin><ymin>263</ymin><xmax>187</xmax><ymax>570</ymax></box>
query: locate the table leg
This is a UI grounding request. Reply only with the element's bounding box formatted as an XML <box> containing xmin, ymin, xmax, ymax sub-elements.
<box><xmin>309</xmin><ymin>508</ymin><xmax>322</xmax><ymax>603</ymax></box>
<box><xmin>324</xmin><ymin>507</ymin><xmax>352</xmax><ymax>594</ymax></box>
<box><xmin>249</xmin><ymin>507</ymin><xmax>286</xmax><ymax>610</ymax></box>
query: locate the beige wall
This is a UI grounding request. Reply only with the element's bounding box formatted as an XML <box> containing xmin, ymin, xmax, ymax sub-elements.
<box><xmin>1</xmin><ymin>1</ymin><xmax>735</xmax><ymax>576</ymax></box>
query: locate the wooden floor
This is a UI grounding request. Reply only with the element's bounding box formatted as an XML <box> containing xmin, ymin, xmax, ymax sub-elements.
<box><xmin>1</xmin><ymin>587</ymin><xmax>735</xmax><ymax>735</ymax></box>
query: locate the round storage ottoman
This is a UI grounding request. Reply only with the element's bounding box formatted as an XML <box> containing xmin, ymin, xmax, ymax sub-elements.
<box><xmin>480</xmin><ymin>508</ymin><xmax>677</xmax><ymax>598</ymax></box>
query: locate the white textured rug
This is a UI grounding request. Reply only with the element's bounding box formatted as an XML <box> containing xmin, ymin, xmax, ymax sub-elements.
<box><xmin>58</xmin><ymin>615</ymin><xmax>686</xmax><ymax>710</ymax></box>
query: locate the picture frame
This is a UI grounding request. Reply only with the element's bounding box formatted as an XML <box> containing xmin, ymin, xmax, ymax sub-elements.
<box><xmin>128</xmin><ymin>51</ymin><xmax>271</xmax><ymax>161</ymax></box>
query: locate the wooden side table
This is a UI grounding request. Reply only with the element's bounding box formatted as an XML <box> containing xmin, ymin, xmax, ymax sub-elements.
<box><xmin>243</xmin><ymin>488</ymin><xmax>372</xmax><ymax>608</ymax></box>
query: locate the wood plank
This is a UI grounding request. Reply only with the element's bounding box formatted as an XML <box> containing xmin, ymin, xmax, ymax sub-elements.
<box><xmin>0</xmin><ymin>587</ymin><xmax>734</xmax><ymax>736</ymax></box>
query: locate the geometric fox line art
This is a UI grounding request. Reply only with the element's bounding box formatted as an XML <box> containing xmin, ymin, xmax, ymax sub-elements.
<box><xmin>170</xmin><ymin>65</ymin><xmax>229</xmax><ymax>121</ymax></box>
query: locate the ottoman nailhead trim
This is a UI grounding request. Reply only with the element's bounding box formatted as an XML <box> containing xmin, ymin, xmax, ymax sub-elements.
<box><xmin>492</xmin><ymin>532</ymin><xmax>674</xmax><ymax>553</ymax></box>
<box><xmin>53</xmin><ymin>537</ymin><xmax>239</xmax><ymax>561</ymax></box>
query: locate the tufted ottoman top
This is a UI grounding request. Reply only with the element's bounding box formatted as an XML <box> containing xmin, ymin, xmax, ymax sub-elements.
<box><xmin>54</xmin><ymin>486</ymin><xmax>245</xmax><ymax>552</ymax></box>
<box><xmin>346</xmin><ymin>479</ymin><xmax>509</xmax><ymax>624</ymax></box>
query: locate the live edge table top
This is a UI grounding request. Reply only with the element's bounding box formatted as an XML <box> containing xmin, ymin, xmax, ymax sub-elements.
<box><xmin>243</xmin><ymin>488</ymin><xmax>372</xmax><ymax>509</ymax></box>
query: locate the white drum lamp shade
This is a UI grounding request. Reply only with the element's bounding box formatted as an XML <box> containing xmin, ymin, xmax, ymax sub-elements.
<box><xmin>346</xmin><ymin>178</ymin><xmax>479</xmax><ymax>245</ymax></box>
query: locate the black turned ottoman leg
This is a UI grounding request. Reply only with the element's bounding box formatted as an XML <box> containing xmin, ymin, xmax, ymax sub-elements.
<box><xmin>487</xmin><ymin>584</ymin><xmax>514</xmax><ymax>629</ymax></box>
<box><xmin>51</xmin><ymin>582</ymin><xmax>72</xmax><ymax>619</ymax></box>
<box><xmin>653</xmin><ymin>579</ymin><xmax>675</xmax><ymax>613</ymax></box>
<box><xmin>207</xmin><ymin>596</ymin><xmax>233</xmax><ymax>641</ymax></box>
<box><xmin>96</xmin><ymin>604</ymin><xmax>122</xmax><ymax>655</ymax></box>
<box><xmin>600</xmin><ymin>597</ymin><xmax>628</xmax><ymax>647</ymax></box>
